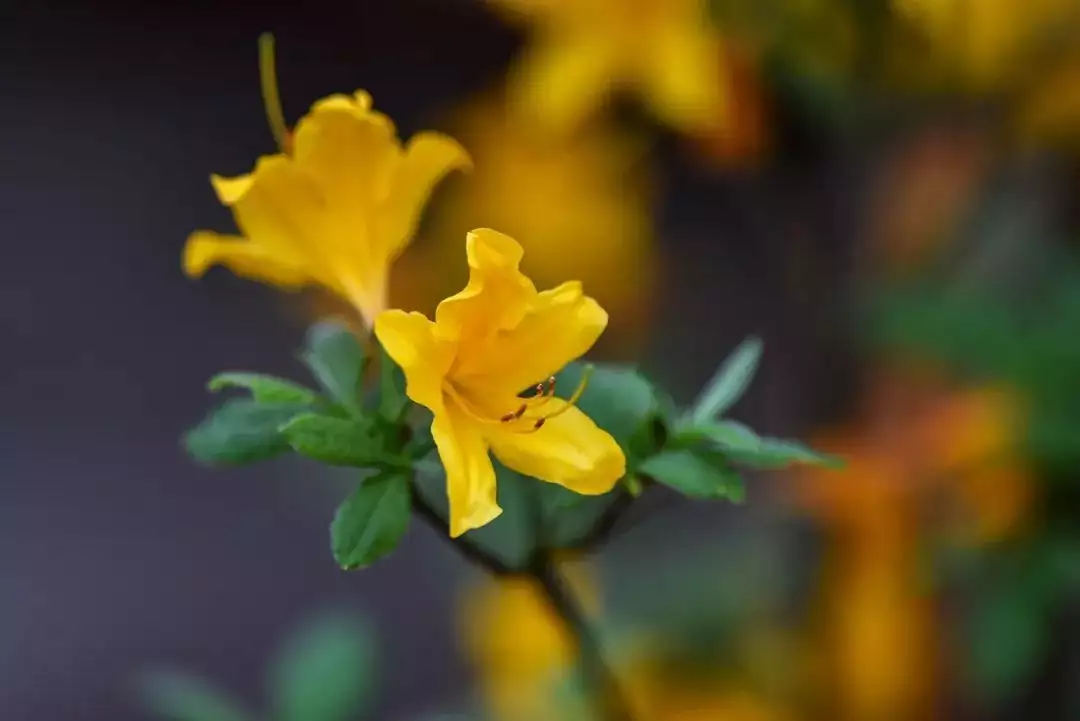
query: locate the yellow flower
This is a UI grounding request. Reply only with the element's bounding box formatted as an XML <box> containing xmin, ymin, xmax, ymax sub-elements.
<box><xmin>894</xmin><ymin>0</ymin><xmax>1079</xmax><ymax>90</ymax></box>
<box><xmin>490</xmin><ymin>0</ymin><xmax>728</xmax><ymax>134</ymax></box>
<box><xmin>412</xmin><ymin>95</ymin><xmax>657</xmax><ymax>357</ymax></box>
<box><xmin>184</xmin><ymin>73</ymin><xmax>471</xmax><ymax>325</ymax></box>
<box><xmin>461</xmin><ymin>562</ymin><xmax>599</xmax><ymax>721</ymax></box>
<box><xmin>375</xmin><ymin>228</ymin><xmax>626</xmax><ymax>537</ymax></box>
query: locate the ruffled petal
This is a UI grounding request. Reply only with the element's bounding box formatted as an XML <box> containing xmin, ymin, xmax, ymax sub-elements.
<box><xmin>488</xmin><ymin>402</ymin><xmax>624</xmax><ymax>495</ymax></box>
<box><xmin>435</xmin><ymin>229</ymin><xmax>537</xmax><ymax>343</ymax></box>
<box><xmin>454</xmin><ymin>280</ymin><xmax>607</xmax><ymax>393</ymax></box>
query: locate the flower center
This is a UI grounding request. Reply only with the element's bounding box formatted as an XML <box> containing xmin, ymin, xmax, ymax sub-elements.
<box><xmin>444</xmin><ymin>366</ymin><xmax>593</xmax><ymax>434</ymax></box>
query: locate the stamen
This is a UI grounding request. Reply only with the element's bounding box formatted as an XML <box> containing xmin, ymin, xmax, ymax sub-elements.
<box><xmin>258</xmin><ymin>33</ymin><xmax>291</xmax><ymax>153</ymax></box>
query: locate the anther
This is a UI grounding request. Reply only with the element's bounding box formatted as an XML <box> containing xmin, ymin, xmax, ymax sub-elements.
<box><xmin>533</xmin><ymin>418</ymin><xmax>546</xmax><ymax>430</ymax></box>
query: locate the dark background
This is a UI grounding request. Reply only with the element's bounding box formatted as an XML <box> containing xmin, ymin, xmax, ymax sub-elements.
<box><xmin>2</xmin><ymin>2</ymin><xmax>850</xmax><ymax>719</ymax></box>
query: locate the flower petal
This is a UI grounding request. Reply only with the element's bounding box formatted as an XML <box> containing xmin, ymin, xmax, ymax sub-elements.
<box><xmin>379</xmin><ymin>132</ymin><xmax>472</xmax><ymax>259</ymax></box>
<box><xmin>435</xmin><ymin>229</ymin><xmax>536</xmax><ymax>343</ymax></box>
<box><xmin>454</xmin><ymin>281</ymin><xmax>608</xmax><ymax>393</ymax></box>
<box><xmin>508</xmin><ymin>33</ymin><xmax>619</xmax><ymax>134</ymax></box>
<box><xmin>433</xmin><ymin>405</ymin><xmax>502</xmax><ymax>537</ymax></box>
<box><xmin>183</xmin><ymin>231</ymin><xmax>312</xmax><ymax>286</ymax></box>
<box><xmin>639</xmin><ymin>26</ymin><xmax>725</xmax><ymax>132</ymax></box>
<box><xmin>292</xmin><ymin>97</ymin><xmax>398</xmax><ymax>213</ymax></box>
<box><xmin>488</xmin><ymin>402</ymin><xmax>624</xmax><ymax>495</ymax></box>
<box><xmin>374</xmin><ymin>310</ymin><xmax>455</xmax><ymax>411</ymax></box>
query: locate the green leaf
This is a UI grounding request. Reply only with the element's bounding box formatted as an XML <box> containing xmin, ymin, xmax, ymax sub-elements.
<box><xmin>331</xmin><ymin>470</ymin><xmax>412</xmax><ymax>570</ymax></box>
<box><xmin>301</xmin><ymin>322</ymin><xmax>366</xmax><ymax>416</ymax></box>
<box><xmin>136</xmin><ymin>669</ymin><xmax>252</xmax><ymax>721</ymax></box>
<box><xmin>207</xmin><ymin>372</ymin><xmax>317</xmax><ymax>405</ymax></box>
<box><xmin>968</xmin><ymin>575</ymin><xmax>1050</xmax><ymax>705</ymax></box>
<box><xmin>279</xmin><ymin>413</ymin><xmax>391</xmax><ymax>467</ymax></box>
<box><xmin>185</xmin><ymin>400</ymin><xmax>309</xmax><ymax>466</ymax></box>
<box><xmin>270</xmin><ymin>613</ymin><xmax>375</xmax><ymax>721</ymax></box>
<box><xmin>683</xmin><ymin>420</ymin><xmax>842</xmax><ymax>469</ymax></box>
<box><xmin>378</xmin><ymin>345</ymin><xmax>408</xmax><ymax>422</ymax></box>
<box><xmin>728</xmin><ymin>436</ymin><xmax>841</xmax><ymax>469</ymax></box>
<box><xmin>690</xmin><ymin>336</ymin><xmax>763</xmax><ymax>423</ymax></box>
<box><xmin>639</xmin><ymin>449</ymin><xmax>745</xmax><ymax>502</ymax></box>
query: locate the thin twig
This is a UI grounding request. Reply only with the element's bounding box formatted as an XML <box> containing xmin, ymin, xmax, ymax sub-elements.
<box><xmin>408</xmin><ymin>482</ymin><xmax>514</xmax><ymax>576</ymax></box>
<box><xmin>532</xmin><ymin>556</ymin><xmax>634</xmax><ymax>721</ymax></box>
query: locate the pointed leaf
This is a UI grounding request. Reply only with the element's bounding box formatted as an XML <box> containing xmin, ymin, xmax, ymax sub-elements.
<box><xmin>690</xmin><ymin>336</ymin><xmax>763</xmax><ymax>423</ymax></box>
<box><xmin>270</xmin><ymin>614</ymin><xmax>375</xmax><ymax>721</ymax></box>
<box><xmin>301</xmin><ymin>322</ymin><xmax>366</xmax><ymax>416</ymax></box>
<box><xmin>207</xmin><ymin>372</ymin><xmax>317</xmax><ymax>404</ymax></box>
<box><xmin>331</xmin><ymin>470</ymin><xmax>412</xmax><ymax>570</ymax></box>
<box><xmin>185</xmin><ymin>400</ymin><xmax>309</xmax><ymax>466</ymax></box>
<box><xmin>280</xmin><ymin>413</ymin><xmax>391</xmax><ymax>467</ymax></box>
<box><xmin>639</xmin><ymin>449</ymin><xmax>745</xmax><ymax>502</ymax></box>
<box><xmin>136</xmin><ymin>669</ymin><xmax>252</xmax><ymax>721</ymax></box>
<box><xmin>728</xmin><ymin>436</ymin><xmax>842</xmax><ymax>469</ymax></box>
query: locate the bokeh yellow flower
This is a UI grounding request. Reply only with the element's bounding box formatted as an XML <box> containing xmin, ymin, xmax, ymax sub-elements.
<box><xmin>461</xmin><ymin>565</ymin><xmax>792</xmax><ymax>721</ymax></box>
<box><xmin>461</xmin><ymin>562</ymin><xmax>599</xmax><ymax>721</ymax></box>
<box><xmin>375</xmin><ymin>229</ymin><xmax>625</xmax><ymax>537</ymax></box>
<box><xmin>894</xmin><ymin>0</ymin><xmax>1079</xmax><ymax>90</ymax></box>
<box><xmin>184</xmin><ymin>90</ymin><xmax>471</xmax><ymax>326</ymax></box>
<box><xmin>414</xmin><ymin>95</ymin><xmax>658</xmax><ymax>356</ymax></box>
<box><xmin>489</xmin><ymin>0</ymin><xmax>728</xmax><ymax>135</ymax></box>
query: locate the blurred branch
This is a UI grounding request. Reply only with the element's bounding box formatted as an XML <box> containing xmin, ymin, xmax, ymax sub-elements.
<box><xmin>408</xmin><ymin>482</ymin><xmax>514</xmax><ymax>576</ymax></box>
<box><xmin>532</xmin><ymin>557</ymin><xmax>635</xmax><ymax>721</ymax></box>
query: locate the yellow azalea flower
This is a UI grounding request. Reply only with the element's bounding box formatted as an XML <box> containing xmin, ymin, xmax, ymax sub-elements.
<box><xmin>413</xmin><ymin>95</ymin><xmax>658</xmax><ymax>357</ymax></box>
<box><xmin>184</xmin><ymin>73</ymin><xmax>471</xmax><ymax>326</ymax></box>
<box><xmin>375</xmin><ymin>229</ymin><xmax>625</xmax><ymax>537</ymax></box>
<box><xmin>489</xmin><ymin>0</ymin><xmax>728</xmax><ymax>134</ymax></box>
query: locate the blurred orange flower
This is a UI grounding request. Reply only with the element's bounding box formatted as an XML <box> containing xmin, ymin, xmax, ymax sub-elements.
<box><xmin>796</xmin><ymin>368</ymin><xmax>1033</xmax><ymax>721</ymax></box>
<box><xmin>489</xmin><ymin>0</ymin><xmax>728</xmax><ymax>135</ymax></box>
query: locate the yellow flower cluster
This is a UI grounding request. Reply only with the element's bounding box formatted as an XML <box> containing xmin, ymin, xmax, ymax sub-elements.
<box><xmin>185</xmin><ymin>40</ymin><xmax>624</xmax><ymax>537</ymax></box>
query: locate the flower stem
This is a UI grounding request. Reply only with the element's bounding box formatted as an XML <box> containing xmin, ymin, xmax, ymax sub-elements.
<box><xmin>532</xmin><ymin>557</ymin><xmax>634</xmax><ymax>721</ymax></box>
<box><xmin>408</xmin><ymin>476</ymin><xmax>634</xmax><ymax>720</ymax></box>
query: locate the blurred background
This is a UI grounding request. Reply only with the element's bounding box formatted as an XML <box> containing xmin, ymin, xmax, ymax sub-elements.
<box><xmin>5</xmin><ymin>0</ymin><xmax>1080</xmax><ymax>719</ymax></box>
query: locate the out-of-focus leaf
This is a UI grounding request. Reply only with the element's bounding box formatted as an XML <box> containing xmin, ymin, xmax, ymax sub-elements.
<box><xmin>136</xmin><ymin>669</ymin><xmax>252</xmax><ymax>721</ymax></box>
<box><xmin>331</xmin><ymin>470</ymin><xmax>412</xmax><ymax>570</ymax></box>
<box><xmin>270</xmin><ymin>613</ymin><xmax>375</xmax><ymax>721</ymax></box>
<box><xmin>185</xmin><ymin>400</ymin><xmax>309</xmax><ymax>466</ymax></box>
<box><xmin>280</xmin><ymin>413</ymin><xmax>389</xmax><ymax>467</ymax></box>
<box><xmin>207</xmin><ymin>372</ymin><xmax>317</xmax><ymax>405</ymax></box>
<box><xmin>689</xmin><ymin>336</ymin><xmax>763</xmax><ymax>423</ymax></box>
<box><xmin>301</xmin><ymin>322</ymin><xmax>366</xmax><ymax>416</ymax></box>
<box><xmin>639</xmin><ymin>449</ymin><xmax>745</xmax><ymax>502</ymax></box>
